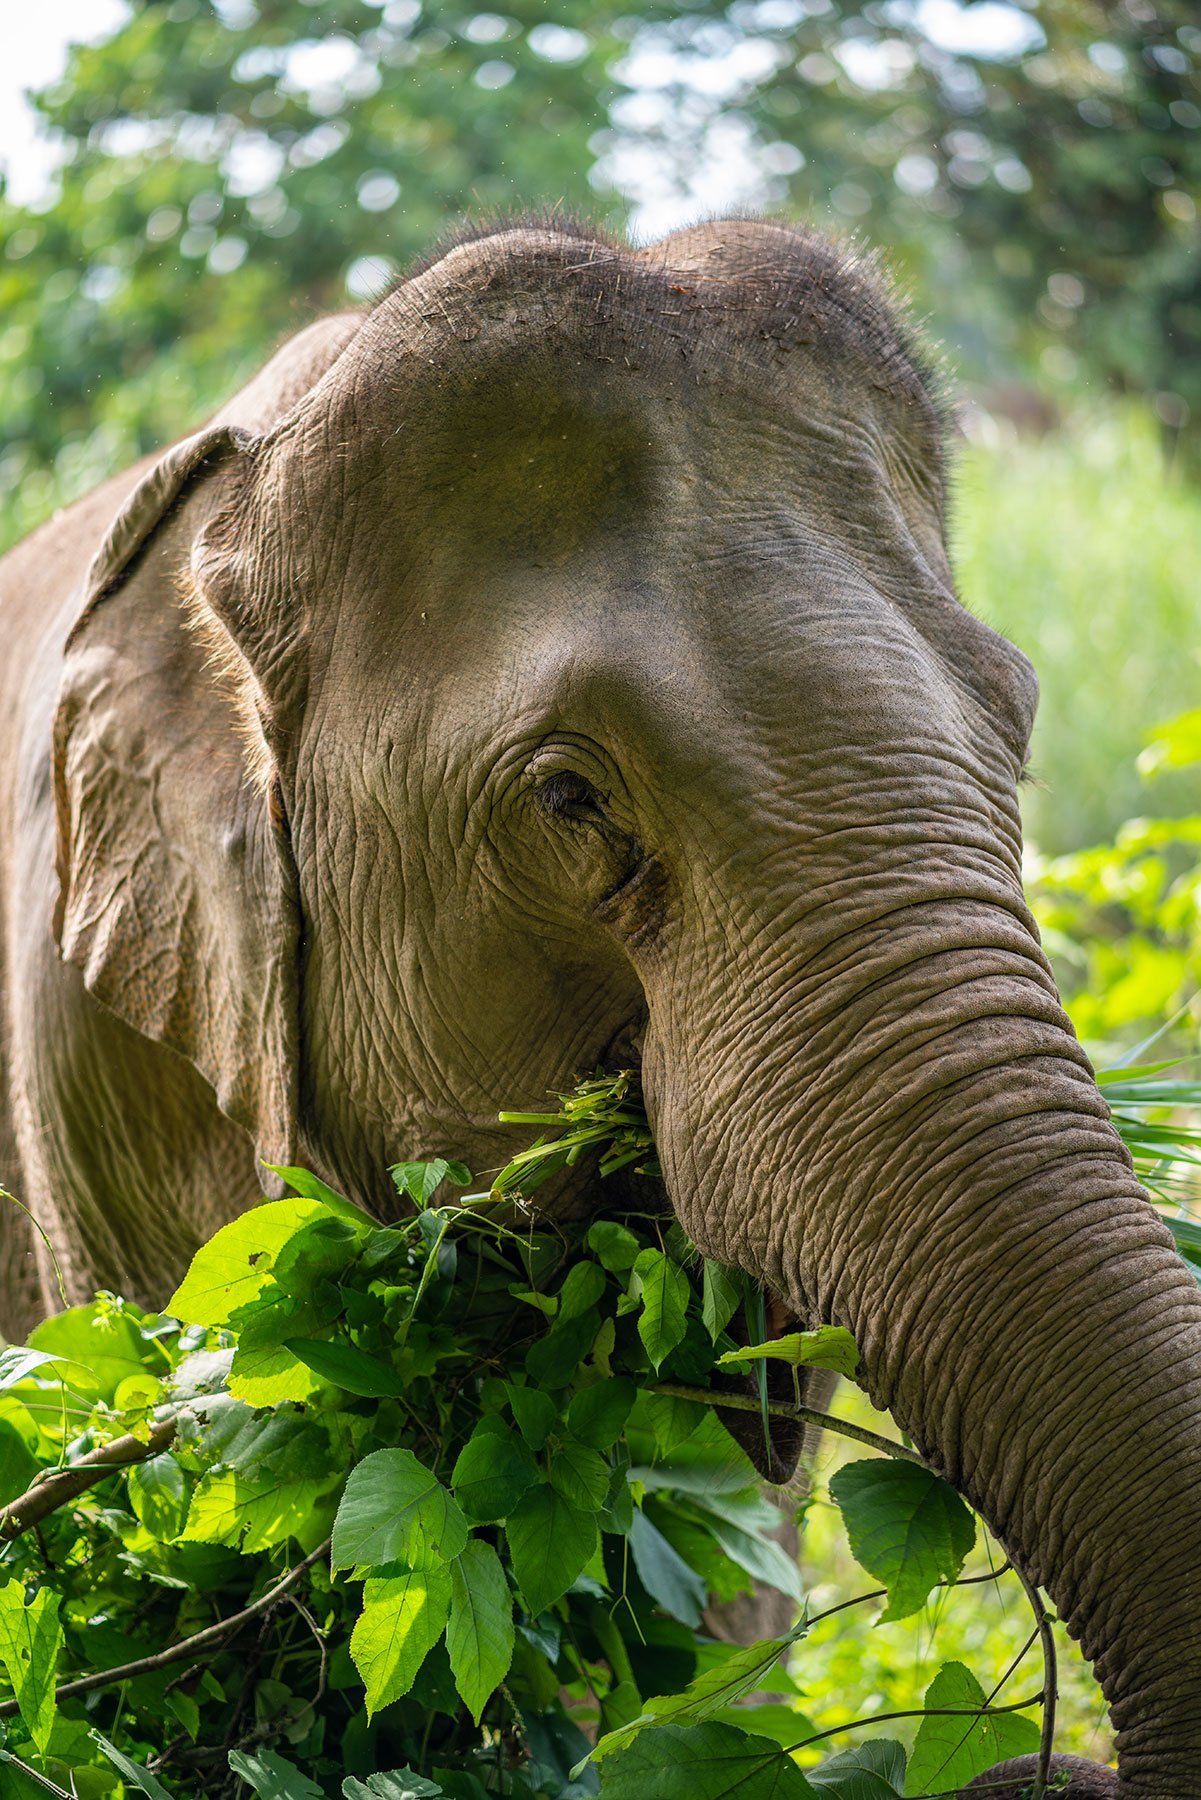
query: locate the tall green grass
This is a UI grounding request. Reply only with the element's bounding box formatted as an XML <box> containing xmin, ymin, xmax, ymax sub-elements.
<box><xmin>953</xmin><ymin>404</ymin><xmax>1201</xmax><ymax>854</ymax></box>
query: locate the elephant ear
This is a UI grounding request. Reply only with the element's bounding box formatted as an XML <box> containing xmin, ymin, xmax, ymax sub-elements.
<box><xmin>52</xmin><ymin>423</ymin><xmax>300</xmax><ymax>1182</ymax></box>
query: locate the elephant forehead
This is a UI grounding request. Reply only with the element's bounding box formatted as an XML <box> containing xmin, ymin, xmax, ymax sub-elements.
<box><xmin>273</xmin><ymin>222</ymin><xmax>946</xmax><ymax>568</ymax></box>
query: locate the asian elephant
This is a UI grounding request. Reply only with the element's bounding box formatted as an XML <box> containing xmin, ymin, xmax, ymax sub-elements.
<box><xmin>0</xmin><ymin>217</ymin><xmax>1196</xmax><ymax>1794</ymax></box>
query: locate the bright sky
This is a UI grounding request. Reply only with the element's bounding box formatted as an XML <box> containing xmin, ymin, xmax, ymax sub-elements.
<box><xmin>0</xmin><ymin>2</ymin><xmax>1039</xmax><ymax>212</ymax></box>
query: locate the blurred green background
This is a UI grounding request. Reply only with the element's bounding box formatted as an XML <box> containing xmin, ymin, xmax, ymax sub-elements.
<box><xmin>1</xmin><ymin>0</ymin><xmax>1198</xmax><ymax>1774</ymax></box>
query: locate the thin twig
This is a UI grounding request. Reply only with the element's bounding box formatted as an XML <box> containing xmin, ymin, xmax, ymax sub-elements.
<box><xmin>0</xmin><ymin>1540</ymin><xmax>330</xmax><ymax>1718</ymax></box>
<box><xmin>0</xmin><ymin>1414</ymin><xmax>180</xmax><ymax>1543</ymax></box>
<box><xmin>1008</xmin><ymin>1554</ymin><xmax>1058</xmax><ymax>1800</ymax></box>
<box><xmin>786</xmin><ymin>1688</ymin><xmax>1044</xmax><ymax>1753</ymax></box>
<box><xmin>805</xmin><ymin>1560</ymin><xmax>1013</xmax><ymax>1630</ymax></box>
<box><xmin>650</xmin><ymin>1380</ymin><xmax>925</xmax><ymax>1465</ymax></box>
<box><xmin>0</xmin><ymin>1753</ymin><xmax>74</xmax><ymax>1798</ymax></box>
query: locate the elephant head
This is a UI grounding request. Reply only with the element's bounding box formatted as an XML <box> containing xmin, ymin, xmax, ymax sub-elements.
<box><xmin>53</xmin><ymin>220</ymin><xmax>1200</xmax><ymax>1792</ymax></box>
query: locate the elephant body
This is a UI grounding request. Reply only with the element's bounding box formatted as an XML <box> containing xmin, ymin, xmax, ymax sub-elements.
<box><xmin>0</xmin><ymin>218</ymin><xmax>1197</xmax><ymax>1792</ymax></box>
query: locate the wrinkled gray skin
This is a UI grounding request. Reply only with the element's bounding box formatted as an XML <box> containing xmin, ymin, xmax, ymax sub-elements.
<box><xmin>0</xmin><ymin>220</ymin><xmax>1197</xmax><ymax>1794</ymax></box>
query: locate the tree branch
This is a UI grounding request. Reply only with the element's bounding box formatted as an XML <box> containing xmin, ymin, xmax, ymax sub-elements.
<box><xmin>650</xmin><ymin>1380</ymin><xmax>926</xmax><ymax>1465</ymax></box>
<box><xmin>0</xmin><ymin>1414</ymin><xmax>180</xmax><ymax>1543</ymax></box>
<box><xmin>0</xmin><ymin>1539</ymin><xmax>330</xmax><ymax>1718</ymax></box>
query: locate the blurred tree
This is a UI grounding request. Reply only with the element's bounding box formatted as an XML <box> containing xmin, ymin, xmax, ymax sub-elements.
<box><xmin>1</xmin><ymin>0</ymin><xmax>1198</xmax><ymax>548</ymax></box>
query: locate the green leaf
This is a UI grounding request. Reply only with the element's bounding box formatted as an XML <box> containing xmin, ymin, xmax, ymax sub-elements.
<box><xmin>0</xmin><ymin>1581</ymin><xmax>61</xmax><ymax>1754</ymax></box>
<box><xmin>505</xmin><ymin>1383</ymin><xmax>560</xmax><ymax>1451</ymax></box>
<box><xmin>390</xmin><ymin>1160</ymin><xmax>471</xmax><ymax>1207</ymax></box>
<box><xmin>717</xmin><ymin>1327</ymin><xmax>860</xmax><ymax>1380</ymax></box>
<box><xmin>451</xmin><ymin>1418</ymin><xmax>539</xmax><ymax>1522</ymax></box>
<box><xmin>809</xmin><ymin>1741</ymin><xmax>907</xmax><ymax>1798</ymax></box>
<box><xmin>90</xmin><ymin>1731</ymin><xmax>175</xmax><ymax>1799</ymax></box>
<box><xmin>633</xmin><ymin>1248</ymin><xmax>690</xmax><ymax>1371</ymax></box>
<box><xmin>264</xmin><ymin>1163</ymin><xmax>377</xmax><ymax>1226</ymax></box>
<box><xmin>686</xmin><ymin>1497</ymin><xmax>805</xmax><ymax>1604</ymax></box>
<box><xmin>344</xmin><ymin>1776</ymin><xmax>444</xmax><ymax>1800</ymax></box>
<box><xmin>228</xmin><ymin>1746</ymin><xmax>326</xmax><ymax>1798</ymax></box>
<box><xmin>506</xmin><ymin>1484</ymin><xmax>598</xmax><ymax>1615</ymax></box>
<box><xmin>284</xmin><ymin>1337</ymin><xmax>407</xmax><ymax>1398</ymax></box>
<box><xmin>589</xmin><ymin>1624</ymin><xmax>807</xmax><ymax>1763</ymax></box>
<box><xmin>28</xmin><ymin>1305</ymin><xmax>149</xmax><ymax>1400</ymax></box>
<box><xmin>628</xmin><ymin>1507</ymin><xmax>708</xmax><ymax>1627</ymax></box>
<box><xmin>598</xmin><ymin>1722</ymin><xmax>817</xmax><ymax>1799</ymax></box>
<box><xmin>558</xmin><ymin>1260</ymin><xmax>607</xmax><ymax>1321</ymax></box>
<box><xmin>352</xmin><ymin>1562</ymin><xmax>454</xmax><ymax>1716</ymax></box>
<box><xmin>586</xmin><ymin>1219</ymin><xmax>641</xmax><ymax>1272</ymax></box>
<box><xmin>904</xmin><ymin>1661</ymin><xmax>1040</xmax><ymax>1795</ymax></box>
<box><xmin>332</xmin><ymin>1449</ymin><xmax>468</xmax><ymax>1570</ymax></box>
<box><xmin>127</xmin><ymin>1452</ymin><xmax>188</xmax><ymax>1541</ymax></box>
<box><xmin>702</xmin><ymin>1261</ymin><xmax>742</xmax><ymax>1342</ymax></box>
<box><xmin>447</xmin><ymin>1539</ymin><xmax>515</xmax><ymax>1723</ymax></box>
<box><xmin>183</xmin><ymin>1468</ymin><xmax>334</xmax><ymax>1553</ymax></box>
<box><xmin>167</xmin><ymin>1198</ymin><xmax>327</xmax><ymax>1326</ymax></box>
<box><xmin>272</xmin><ymin>1216</ymin><xmax>363</xmax><ymax>1296</ymax></box>
<box><xmin>549</xmin><ymin>1438</ymin><xmax>612</xmax><ymax>1512</ymax></box>
<box><xmin>228</xmin><ymin>1303</ymin><xmax>325</xmax><ymax>1407</ymax></box>
<box><xmin>0</xmin><ymin>1346</ymin><xmax>78</xmax><ymax>1390</ymax></box>
<box><xmin>829</xmin><ymin>1460</ymin><xmax>976</xmax><ymax>1623</ymax></box>
<box><xmin>567</xmin><ymin>1377</ymin><xmax>635</xmax><ymax>1450</ymax></box>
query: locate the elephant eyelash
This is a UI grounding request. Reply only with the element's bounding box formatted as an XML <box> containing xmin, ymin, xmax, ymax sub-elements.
<box><xmin>536</xmin><ymin>771</ymin><xmax>609</xmax><ymax>824</ymax></box>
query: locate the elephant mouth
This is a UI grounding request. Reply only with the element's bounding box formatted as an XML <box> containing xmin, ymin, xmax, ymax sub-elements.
<box><xmin>709</xmin><ymin>1290</ymin><xmax>808</xmax><ymax>1487</ymax></box>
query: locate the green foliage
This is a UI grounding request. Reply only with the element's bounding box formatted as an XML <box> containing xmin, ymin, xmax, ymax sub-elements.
<box><xmin>905</xmin><ymin>1663</ymin><xmax>1040</xmax><ymax>1796</ymax></box>
<box><xmin>1025</xmin><ymin>699</ymin><xmax>1201</xmax><ymax>1052</ymax></box>
<box><xmin>828</xmin><ymin>1463</ymin><xmax>976</xmax><ymax>1626</ymax></box>
<box><xmin>0</xmin><ymin>1080</ymin><xmax>1061</xmax><ymax>1798</ymax></box>
<box><xmin>957</xmin><ymin>410</ymin><xmax>1201</xmax><ymax>855</ymax></box>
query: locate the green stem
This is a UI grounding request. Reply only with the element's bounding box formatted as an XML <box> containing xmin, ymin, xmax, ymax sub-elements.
<box><xmin>786</xmin><ymin>1689</ymin><xmax>1044</xmax><ymax>1754</ymax></box>
<box><xmin>649</xmin><ymin>1381</ymin><xmax>925</xmax><ymax>1466</ymax></box>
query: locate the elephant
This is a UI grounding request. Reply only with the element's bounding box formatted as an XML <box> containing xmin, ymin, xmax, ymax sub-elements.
<box><xmin>0</xmin><ymin>216</ymin><xmax>1196</xmax><ymax>1794</ymax></box>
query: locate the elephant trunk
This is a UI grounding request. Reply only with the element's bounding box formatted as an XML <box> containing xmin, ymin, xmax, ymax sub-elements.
<box><xmin>646</xmin><ymin>895</ymin><xmax>1201</xmax><ymax>1796</ymax></box>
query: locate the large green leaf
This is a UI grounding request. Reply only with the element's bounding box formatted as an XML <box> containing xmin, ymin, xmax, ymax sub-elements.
<box><xmin>167</xmin><ymin>1198</ymin><xmax>326</xmax><ymax>1326</ymax></box>
<box><xmin>597</xmin><ymin>1722</ymin><xmax>817</xmax><ymax>1799</ymax></box>
<box><xmin>447</xmin><ymin>1539</ymin><xmax>515</xmax><ymax>1723</ymax></box>
<box><xmin>389</xmin><ymin>1159</ymin><xmax>472</xmax><ymax>1206</ymax></box>
<box><xmin>549</xmin><ymin>1438</ymin><xmax>612</xmax><ymax>1513</ymax></box>
<box><xmin>568</xmin><ymin>1377</ymin><xmax>635</xmax><ymax>1450</ymax></box>
<box><xmin>633</xmin><ymin>1249</ymin><xmax>690</xmax><ymax>1371</ymax></box>
<box><xmin>588</xmin><ymin>1624</ymin><xmax>808</xmax><ymax>1763</ymax></box>
<box><xmin>809</xmin><ymin>1741</ymin><xmax>907</xmax><ymax>1799</ymax></box>
<box><xmin>351</xmin><ymin>1563</ymin><xmax>454</xmax><ymax>1716</ymax></box>
<box><xmin>264</xmin><ymin>1164</ymin><xmax>377</xmax><ymax>1226</ymax></box>
<box><xmin>332</xmin><ymin>1448</ymin><xmax>468</xmax><ymax>1570</ymax></box>
<box><xmin>701</xmin><ymin>1261</ymin><xmax>743</xmax><ymax>1342</ymax></box>
<box><xmin>228</xmin><ymin>1746</ymin><xmax>326</xmax><ymax>1798</ymax></box>
<box><xmin>343</xmin><ymin>1776</ymin><xmax>444</xmax><ymax>1799</ymax></box>
<box><xmin>0</xmin><ymin>1579</ymin><xmax>61</xmax><ymax>1753</ymax></box>
<box><xmin>506</xmin><ymin>1484</ymin><xmax>598</xmax><ymax>1615</ymax></box>
<box><xmin>284</xmin><ymin>1336</ymin><xmax>408</xmax><ymax>1398</ymax></box>
<box><xmin>904</xmin><ymin>1661</ymin><xmax>1040</xmax><ymax>1795</ymax></box>
<box><xmin>628</xmin><ymin>1507</ymin><xmax>708</xmax><ymax>1627</ymax></box>
<box><xmin>451</xmin><ymin>1418</ymin><xmax>539</xmax><ymax>1522</ymax></box>
<box><xmin>90</xmin><ymin>1731</ymin><xmax>175</xmax><ymax>1799</ymax></box>
<box><xmin>27</xmin><ymin>1305</ymin><xmax>149</xmax><ymax>1401</ymax></box>
<box><xmin>717</xmin><ymin>1327</ymin><xmax>860</xmax><ymax>1381</ymax></box>
<box><xmin>183</xmin><ymin>1468</ymin><xmax>334</xmax><ymax>1553</ymax></box>
<box><xmin>829</xmin><ymin>1460</ymin><xmax>976</xmax><ymax>1623</ymax></box>
<box><xmin>127</xmin><ymin>1452</ymin><xmax>188</xmax><ymax>1541</ymax></box>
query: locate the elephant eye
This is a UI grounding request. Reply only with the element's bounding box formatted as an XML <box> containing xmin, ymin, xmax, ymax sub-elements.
<box><xmin>537</xmin><ymin>770</ymin><xmax>607</xmax><ymax>825</ymax></box>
